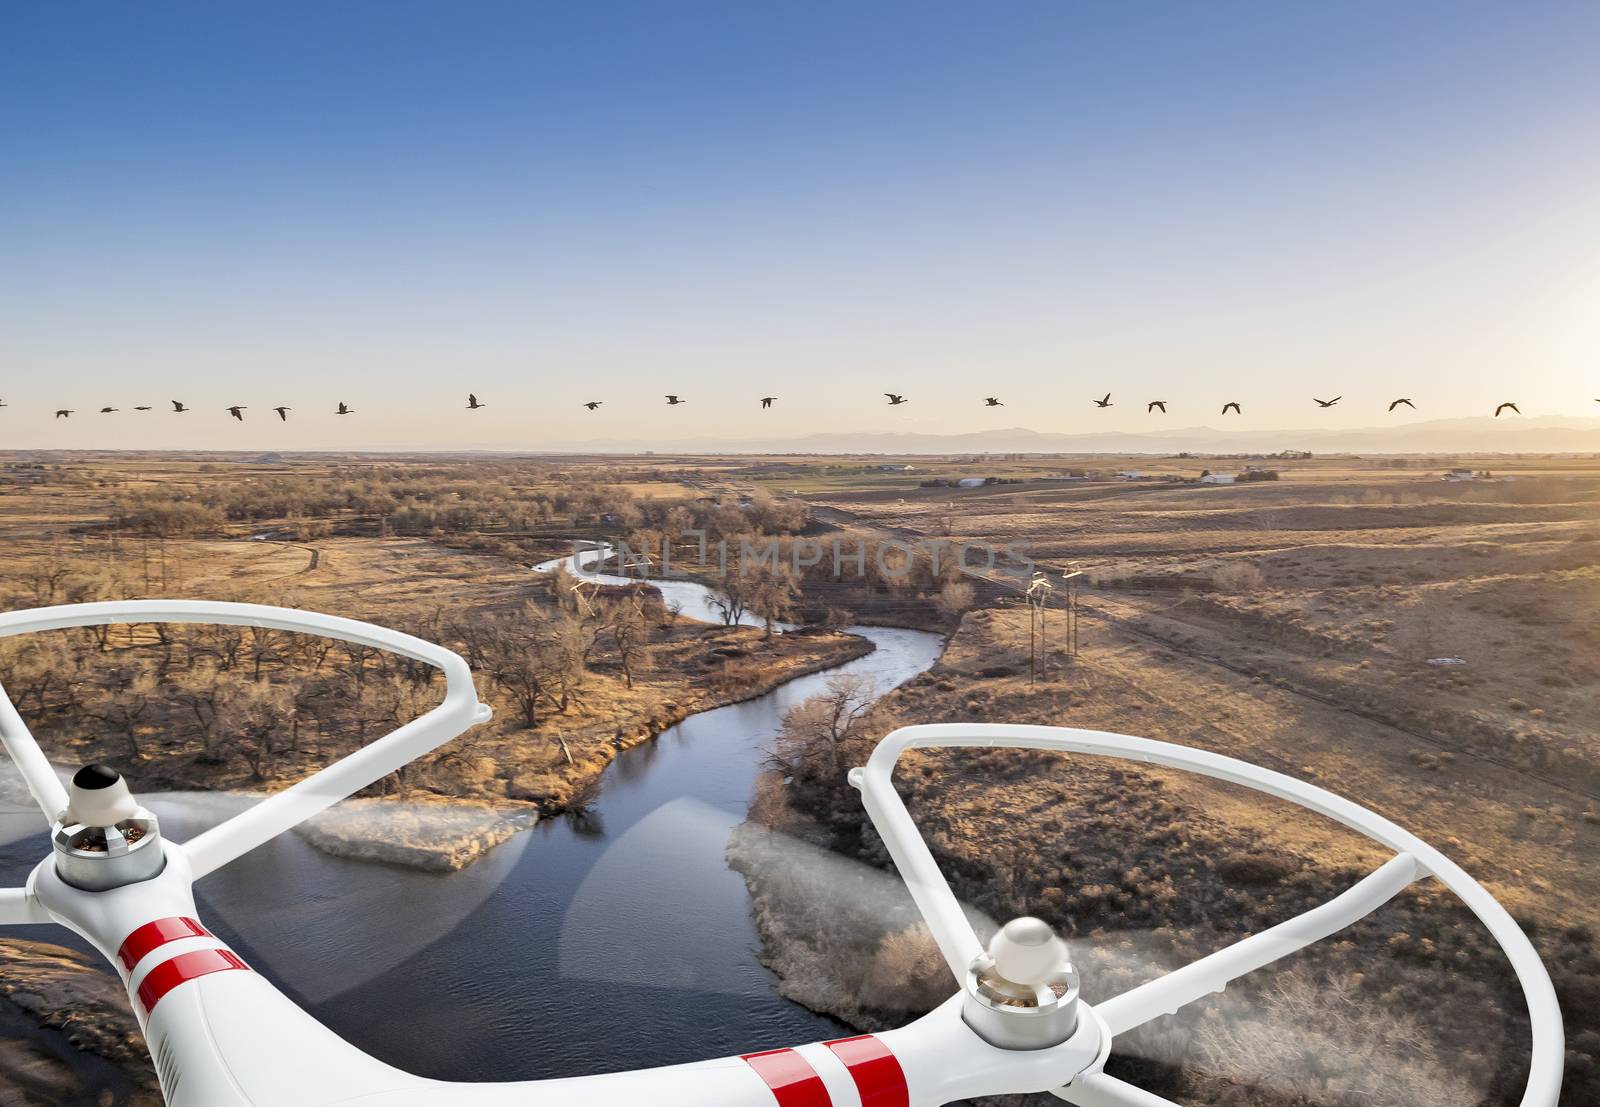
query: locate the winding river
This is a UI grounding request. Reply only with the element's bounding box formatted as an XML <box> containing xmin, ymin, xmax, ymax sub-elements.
<box><xmin>0</xmin><ymin>548</ymin><xmax>943</xmax><ymax>1082</ymax></box>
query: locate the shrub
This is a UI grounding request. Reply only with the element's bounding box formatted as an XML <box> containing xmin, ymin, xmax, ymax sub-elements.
<box><xmin>1213</xmin><ymin>561</ymin><xmax>1267</xmax><ymax>594</ymax></box>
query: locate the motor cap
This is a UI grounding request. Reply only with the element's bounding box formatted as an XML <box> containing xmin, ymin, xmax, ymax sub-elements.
<box><xmin>66</xmin><ymin>764</ymin><xmax>139</xmax><ymax>827</ymax></box>
<box><xmin>989</xmin><ymin>916</ymin><xmax>1067</xmax><ymax>987</ymax></box>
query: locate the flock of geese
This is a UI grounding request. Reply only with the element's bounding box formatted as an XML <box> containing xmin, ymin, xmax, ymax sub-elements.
<box><xmin>9</xmin><ymin>393</ymin><xmax>1596</xmax><ymax>421</ymax></box>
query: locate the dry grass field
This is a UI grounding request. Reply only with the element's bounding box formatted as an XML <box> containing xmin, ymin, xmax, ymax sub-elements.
<box><xmin>729</xmin><ymin>451</ymin><xmax>1600</xmax><ymax>1106</ymax></box>
<box><xmin>1</xmin><ymin>450</ymin><xmax>1597</xmax><ymax>1105</ymax></box>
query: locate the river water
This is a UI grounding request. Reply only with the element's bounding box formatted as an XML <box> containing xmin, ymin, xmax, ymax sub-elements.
<box><xmin>0</xmin><ymin>549</ymin><xmax>943</xmax><ymax>1082</ymax></box>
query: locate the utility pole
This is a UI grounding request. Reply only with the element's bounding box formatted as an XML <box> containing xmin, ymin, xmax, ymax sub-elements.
<box><xmin>1061</xmin><ymin>568</ymin><xmax>1084</xmax><ymax>660</ymax></box>
<box><xmin>1025</xmin><ymin>572</ymin><xmax>1055</xmax><ymax>684</ymax></box>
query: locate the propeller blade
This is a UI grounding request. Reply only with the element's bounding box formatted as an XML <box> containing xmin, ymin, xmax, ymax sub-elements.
<box><xmin>556</xmin><ymin>796</ymin><xmax>999</xmax><ymax>997</ymax></box>
<box><xmin>1101</xmin><ymin>963</ymin><xmax>1487</xmax><ymax>1107</ymax></box>
<box><xmin>142</xmin><ymin>791</ymin><xmax>534</xmax><ymax>1005</ymax></box>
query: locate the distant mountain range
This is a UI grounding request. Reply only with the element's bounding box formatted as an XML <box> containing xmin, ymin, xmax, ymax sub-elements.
<box><xmin>539</xmin><ymin>416</ymin><xmax>1600</xmax><ymax>456</ymax></box>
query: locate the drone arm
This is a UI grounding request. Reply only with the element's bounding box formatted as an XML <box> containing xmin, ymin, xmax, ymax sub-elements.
<box><xmin>0</xmin><ymin>886</ymin><xmax>48</xmax><ymax>925</ymax></box>
<box><xmin>1056</xmin><ymin>1071</ymin><xmax>1182</xmax><ymax>1107</ymax></box>
<box><xmin>1095</xmin><ymin>851</ymin><xmax>1421</xmax><ymax>1037</ymax></box>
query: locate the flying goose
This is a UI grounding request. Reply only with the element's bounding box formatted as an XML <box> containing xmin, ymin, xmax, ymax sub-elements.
<box><xmin>171</xmin><ymin>400</ymin><xmax>189</xmax><ymax>413</ymax></box>
<box><xmin>1389</xmin><ymin>398</ymin><xmax>1415</xmax><ymax>411</ymax></box>
<box><xmin>1147</xmin><ymin>400</ymin><xmax>1167</xmax><ymax>413</ymax></box>
<box><xmin>1222</xmin><ymin>402</ymin><xmax>1242</xmax><ymax>415</ymax></box>
<box><xmin>336</xmin><ymin>402</ymin><xmax>354</xmax><ymax>415</ymax></box>
<box><xmin>665</xmin><ymin>395</ymin><xmax>686</xmax><ymax>405</ymax></box>
<box><xmin>467</xmin><ymin>393</ymin><xmax>484</xmax><ymax>410</ymax></box>
<box><xmin>760</xmin><ymin>397</ymin><xmax>776</xmax><ymax>408</ymax></box>
<box><xmin>1314</xmin><ymin>396</ymin><xmax>1340</xmax><ymax>408</ymax></box>
<box><xmin>884</xmin><ymin>393</ymin><xmax>908</xmax><ymax>405</ymax></box>
<box><xmin>984</xmin><ymin>397</ymin><xmax>1003</xmax><ymax>407</ymax></box>
<box><xmin>227</xmin><ymin>406</ymin><xmax>246</xmax><ymax>421</ymax></box>
<box><xmin>1494</xmin><ymin>402</ymin><xmax>1520</xmax><ymax>417</ymax></box>
<box><xmin>584</xmin><ymin>401</ymin><xmax>602</xmax><ymax>410</ymax></box>
<box><xmin>273</xmin><ymin>406</ymin><xmax>291</xmax><ymax>421</ymax></box>
<box><xmin>1093</xmin><ymin>393</ymin><xmax>1112</xmax><ymax>408</ymax></box>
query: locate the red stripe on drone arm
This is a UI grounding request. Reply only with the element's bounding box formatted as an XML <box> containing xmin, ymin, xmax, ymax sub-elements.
<box><xmin>117</xmin><ymin>916</ymin><xmax>212</xmax><ymax>971</ymax></box>
<box><xmin>741</xmin><ymin>1047</ymin><xmax>832</xmax><ymax>1107</ymax></box>
<box><xmin>825</xmin><ymin>1035</ymin><xmax>909</xmax><ymax>1107</ymax></box>
<box><xmin>136</xmin><ymin>949</ymin><xmax>250</xmax><ymax>1017</ymax></box>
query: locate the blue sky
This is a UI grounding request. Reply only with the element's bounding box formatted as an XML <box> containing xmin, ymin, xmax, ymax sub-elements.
<box><xmin>2</xmin><ymin>1</ymin><xmax>1598</xmax><ymax>449</ymax></box>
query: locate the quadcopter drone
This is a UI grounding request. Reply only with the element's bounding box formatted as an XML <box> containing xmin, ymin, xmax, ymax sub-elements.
<box><xmin>0</xmin><ymin>600</ymin><xmax>1564</xmax><ymax>1106</ymax></box>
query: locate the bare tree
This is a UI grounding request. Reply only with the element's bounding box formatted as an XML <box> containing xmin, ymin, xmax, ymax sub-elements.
<box><xmin>80</xmin><ymin>666</ymin><xmax>157</xmax><ymax>760</ymax></box>
<box><xmin>936</xmin><ymin>579</ymin><xmax>975</xmax><ymax>619</ymax></box>
<box><xmin>769</xmin><ymin>674</ymin><xmax>874</xmax><ymax>784</ymax></box>
<box><xmin>199</xmin><ymin>623</ymin><xmax>246</xmax><ymax>672</ymax></box>
<box><xmin>749</xmin><ymin>561</ymin><xmax>800</xmax><ymax>640</ymax></box>
<box><xmin>609</xmin><ymin>597</ymin><xmax>654</xmax><ymax>689</ymax></box>
<box><xmin>215</xmin><ymin>682</ymin><xmax>295</xmax><ymax>780</ymax></box>
<box><xmin>245</xmin><ymin>626</ymin><xmax>286</xmax><ymax>681</ymax></box>
<box><xmin>708</xmin><ymin>572</ymin><xmax>752</xmax><ymax>627</ymax></box>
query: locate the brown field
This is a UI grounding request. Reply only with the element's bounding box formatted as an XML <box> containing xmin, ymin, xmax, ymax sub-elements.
<box><xmin>0</xmin><ymin>450</ymin><xmax>1596</xmax><ymax>1105</ymax></box>
<box><xmin>730</xmin><ymin>450</ymin><xmax>1600</xmax><ymax>1107</ymax></box>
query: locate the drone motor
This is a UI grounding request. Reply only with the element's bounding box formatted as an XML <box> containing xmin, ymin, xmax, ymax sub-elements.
<box><xmin>962</xmin><ymin>916</ymin><xmax>1082</xmax><ymax>1050</ymax></box>
<box><xmin>50</xmin><ymin>764</ymin><xmax>166</xmax><ymax>892</ymax></box>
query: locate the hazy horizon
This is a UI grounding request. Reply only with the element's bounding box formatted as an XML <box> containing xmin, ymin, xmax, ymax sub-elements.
<box><xmin>4</xmin><ymin>1</ymin><xmax>1598</xmax><ymax>450</ymax></box>
<box><xmin>4</xmin><ymin>412</ymin><xmax>1599</xmax><ymax>458</ymax></box>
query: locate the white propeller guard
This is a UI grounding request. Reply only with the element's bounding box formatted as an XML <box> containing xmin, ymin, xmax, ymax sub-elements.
<box><xmin>852</xmin><ymin>723</ymin><xmax>1563</xmax><ymax>1107</ymax></box>
<box><xmin>0</xmin><ymin>600</ymin><xmax>492</xmax><ymax>880</ymax></box>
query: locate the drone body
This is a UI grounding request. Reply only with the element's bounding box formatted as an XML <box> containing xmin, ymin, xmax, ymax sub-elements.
<box><xmin>0</xmin><ymin>601</ymin><xmax>1565</xmax><ymax>1107</ymax></box>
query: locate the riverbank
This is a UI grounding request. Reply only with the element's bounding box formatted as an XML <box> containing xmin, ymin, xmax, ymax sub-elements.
<box><xmin>504</xmin><ymin>625</ymin><xmax>876</xmax><ymax>814</ymax></box>
<box><xmin>0</xmin><ymin>939</ymin><xmax>159</xmax><ymax>1106</ymax></box>
<box><xmin>292</xmin><ymin>799</ymin><xmax>534</xmax><ymax>872</ymax></box>
<box><xmin>276</xmin><ymin>627</ymin><xmax>874</xmax><ymax>869</ymax></box>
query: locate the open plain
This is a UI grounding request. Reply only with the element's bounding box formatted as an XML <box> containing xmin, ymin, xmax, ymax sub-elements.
<box><xmin>0</xmin><ymin>450</ymin><xmax>1595</xmax><ymax>1106</ymax></box>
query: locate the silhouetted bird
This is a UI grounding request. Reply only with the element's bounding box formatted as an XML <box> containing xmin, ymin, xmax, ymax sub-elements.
<box><xmin>133</xmin><ymin>406</ymin><xmax>152</xmax><ymax>411</ymax></box>
<box><xmin>1389</xmin><ymin>398</ymin><xmax>1415</xmax><ymax>411</ymax></box>
<box><xmin>884</xmin><ymin>393</ymin><xmax>908</xmax><ymax>405</ymax></box>
<box><xmin>55</xmin><ymin>409</ymin><xmax>73</xmax><ymax>419</ymax></box>
<box><xmin>665</xmin><ymin>395</ymin><xmax>686</xmax><ymax>405</ymax></box>
<box><xmin>1314</xmin><ymin>397</ymin><xmax>1340</xmax><ymax>408</ymax></box>
<box><xmin>1495</xmin><ymin>402</ymin><xmax>1520</xmax><ymax>417</ymax></box>
<box><xmin>1093</xmin><ymin>393</ymin><xmax>1113</xmax><ymax>408</ymax></box>
<box><xmin>984</xmin><ymin>397</ymin><xmax>1003</xmax><ymax>407</ymax></box>
<box><xmin>336</xmin><ymin>402</ymin><xmax>353</xmax><ymax>415</ymax></box>
<box><xmin>760</xmin><ymin>397</ymin><xmax>776</xmax><ymax>408</ymax></box>
<box><xmin>1222</xmin><ymin>402</ymin><xmax>1242</xmax><ymax>415</ymax></box>
<box><xmin>228</xmin><ymin>406</ymin><xmax>246</xmax><ymax>422</ymax></box>
<box><xmin>274</xmin><ymin>406</ymin><xmax>291</xmax><ymax>422</ymax></box>
<box><xmin>467</xmin><ymin>393</ymin><xmax>484</xmax><ymax>410</ymax></box>
<box><xmin>1147</xmin><ymin>401</ymin><xmax>1167</xmax><ymax>413</ymax></box>
<box><xmin>0</xmin><ymin>399</ymin><xmax>7</xmax><ymax>408</ymax></box>
<box><xmin>99</xmin><ymin>407</ymin><xmax>118</xmax><ymax>414</ymax></box>
<box><xmin>584</xmin><ymin>401</ymin><xmax>602</xmax><ymax>410</ymax></box>
<box><xmin>171</xmin><ymin>400</ymin><xmax>188</xmax><ymax>413</ymax></box>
